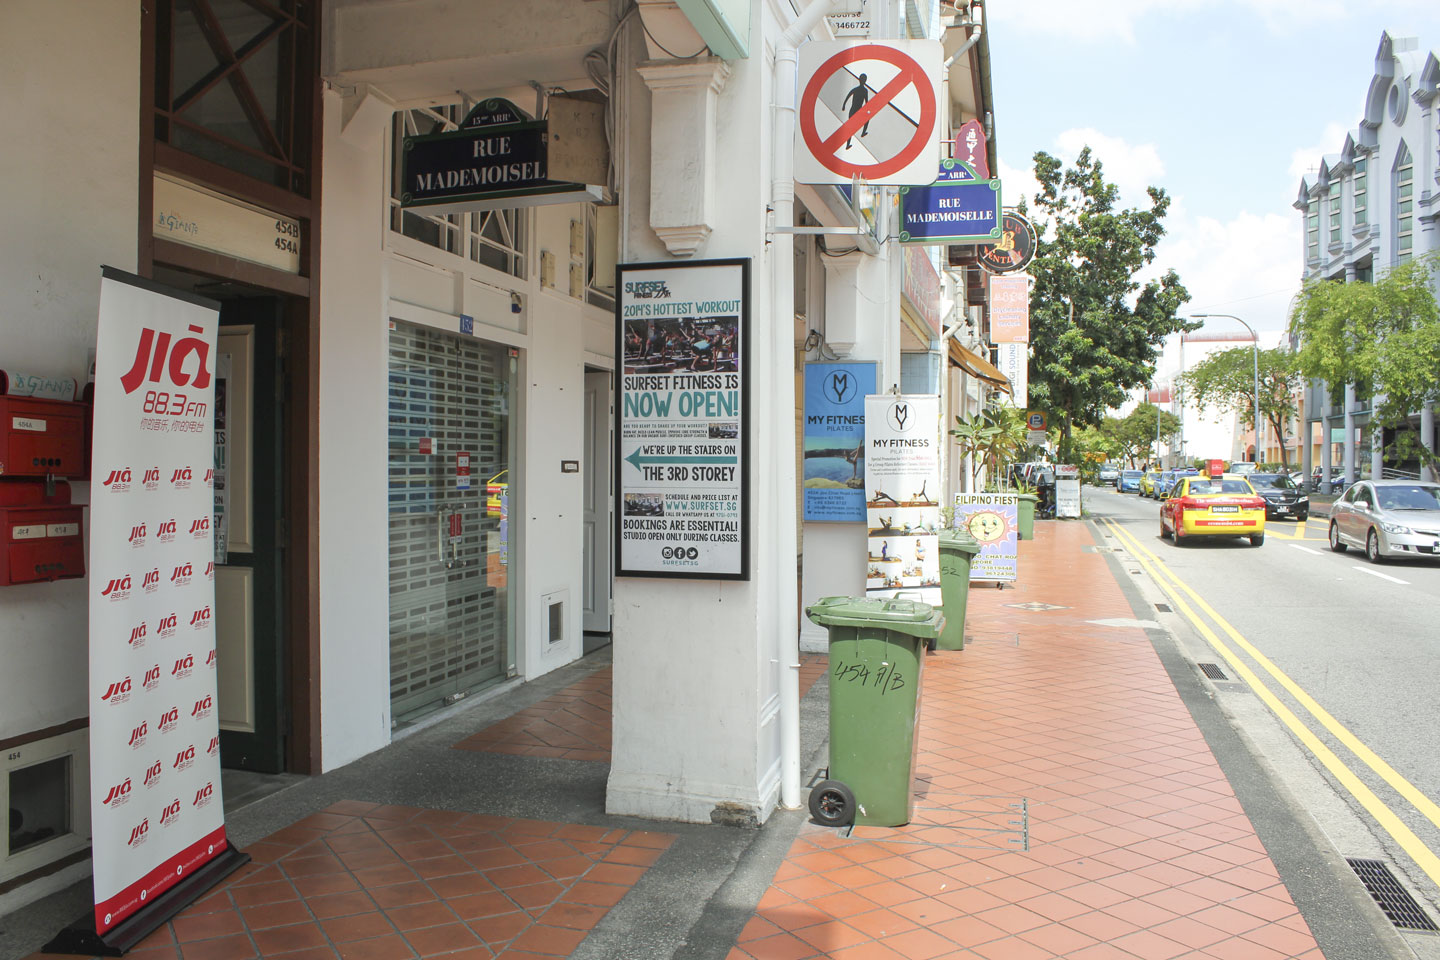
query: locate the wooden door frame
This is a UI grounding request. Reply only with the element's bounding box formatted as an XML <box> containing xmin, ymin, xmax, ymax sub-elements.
<box><xmin>138</xmin><ymin>1</ymin><xmax>323</xmax><ymax>774</ymax></box>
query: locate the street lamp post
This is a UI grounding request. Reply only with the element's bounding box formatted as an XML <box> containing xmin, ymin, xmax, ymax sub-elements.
<box><xmin>1193</xmin><ymin>313</ymin><xmax>1261</xmax><ymax>463</ymax></box>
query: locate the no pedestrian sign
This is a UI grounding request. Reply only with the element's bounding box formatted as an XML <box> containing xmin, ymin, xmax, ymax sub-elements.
<box><xmin>796</xmin><ymin>40</ymin><xmax>942</xmax><ymax>186</ymax></box>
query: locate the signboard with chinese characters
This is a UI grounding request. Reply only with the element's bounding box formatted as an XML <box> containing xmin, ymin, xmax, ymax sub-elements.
<box><xmin>864</xmin><ymin>395</ymin><xmax>940</xmax><ymax>604</ymax></box>
<box><xmin>988</xmin><ymin>274</ymin><xmax>1030</xmax><ymax>343</ymax></box>
<box><xmin>616</xmin><ymin>259</ymin><xmax>750</xmax><ymax>579</ymax></box>
<box><xmin>803</xmin><ymin>362</ymin><xmax>876</xmax><ymax>522</ymax></box>
<box><xmin>897</xmin><ymin>160</ymin><xmax>1001</xmax><ymax>244</ymax></box>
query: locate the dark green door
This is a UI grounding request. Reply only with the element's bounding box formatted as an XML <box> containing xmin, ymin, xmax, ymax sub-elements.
<box><xmin>214</xmin><ymin>298</ymin><xmax>287</xmax><ymax>772</ymax></box>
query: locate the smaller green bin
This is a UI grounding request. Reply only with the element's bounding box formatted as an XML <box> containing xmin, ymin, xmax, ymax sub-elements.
<box><xmin>936</xmin><ymin>529</ymin><xmax>981</xmax><ymax>650</ymax></box>
<box><xmin>1016</xmin><ymin>493</ymin><xmax>1039</xmax><ymax>540</ymax></box>
<box><xmin>806</xmin><ymin>597</ymin><xmax>945</xmax><ymax>828</ymax></box>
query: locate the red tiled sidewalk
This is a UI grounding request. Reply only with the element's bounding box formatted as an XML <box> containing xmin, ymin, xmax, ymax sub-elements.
<box><xmin>32</xmin><ymin>803</ymin><xmax>674</xmax><ymax>960</ymax></box>
<box><xmin>731</xmin><ymin>521</ymin><xmax>1322</xmax><ymax>960</ymax></box>
<box><xmin>452</xmin><ymin>657</ymin><xmax>830</xmax><ymax>762</ymax></box>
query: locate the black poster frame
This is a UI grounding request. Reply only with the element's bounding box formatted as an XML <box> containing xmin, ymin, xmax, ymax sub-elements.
<box><xmin>613</xmin><ymin>258</ymin><xmax>751</xmax><ymax>581</ymax></box>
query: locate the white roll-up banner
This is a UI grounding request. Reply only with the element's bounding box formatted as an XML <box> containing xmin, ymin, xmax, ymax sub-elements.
<box><xmin>89</xmin><ymin>269</ymin><xmax>228</xmax><ymax>936</ymax></box>
<box><xmin>864</xmin><ymin>395</ymin><xmax>941</xmax><ymax>605</ymax></box>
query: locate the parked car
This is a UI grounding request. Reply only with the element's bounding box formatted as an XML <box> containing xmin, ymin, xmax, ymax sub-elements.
<box><xmin>1160</xmin><ymin>475</ymin><xmax>1266</xmax><ymax>546</ymax></box>
<box><xmin>1139</xmin><ymin>471</ymin><xmax>1161</xmax><ymax>498</ymax></box>
<box><xmin>1157</xmin><ymin>468</ymin><xmax>1198</xmax><ymax>500</ymax></box>
<box><xmin>1117</xmin><ymin>470</ymin><xmax>1144</xmax><ymax>493</ymax></box>
<box><xmin>1328</xmin><ymin>480</ymin><xmax>1440</xmax><ymax>563</ymax></box>
<box><xmin>1248</xmin><ymin>473</ymin><xmax>1310</xmax><ymax>521</ymax></box>
<box><xmin>1098</xmin><ymin>464</ymin><xmax>1120</xmax><ymax>485</ymax></box>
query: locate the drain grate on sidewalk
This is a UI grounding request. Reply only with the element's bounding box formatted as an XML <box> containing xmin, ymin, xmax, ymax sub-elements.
<box><xmin>1346</xmin><ymin>857</ymin><xmax>1440</xmax><ymax>931</ymax></box>
<box><xmin>1198</xmin><ymin>662</ymin><xmax>1229</xmax><ymax>681</ymax></box>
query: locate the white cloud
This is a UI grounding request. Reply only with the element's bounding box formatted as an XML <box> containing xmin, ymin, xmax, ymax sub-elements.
<box><xmin>1156</xmin><ymin>208</ymin><xmax>1301</xmax><ymax>335</ymax></box>
<box><xmin>997</xmin><ymin>157</ymin><xmax>1041</xmax><ymax>210</ymax></box>
<box><xmin>1051</xmin><ymin>128</ymin><xmax>1166</xmax><ymax>204</ymax></box>
<box><xmin>1288</xmin><ymin>121</ymin><xmax>1352</xmax><ymax>183</ymax></box>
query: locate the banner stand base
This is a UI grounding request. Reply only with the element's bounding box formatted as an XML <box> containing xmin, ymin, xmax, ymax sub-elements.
<box><xmin>42</xmin><ymin>847</ymin><xmax>251</xmax><ymax>957</ymax></box>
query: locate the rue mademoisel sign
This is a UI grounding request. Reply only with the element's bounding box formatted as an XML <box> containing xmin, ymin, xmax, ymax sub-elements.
<box><xmin>400</xmin><ymin>98</ymin><xmax>601</xmax><ymax>211</ymax></box>
<box><xmin>897</xmin><ymin>159</ymin><xmax>1001</xmax><ymax>244</ymax></box>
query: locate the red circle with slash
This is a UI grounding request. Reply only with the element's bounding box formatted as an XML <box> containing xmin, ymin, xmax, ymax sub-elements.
<box><xmin>799</xmin><ymin>43</ymin><xmax>937</xmax><ymax>180</ymax></box>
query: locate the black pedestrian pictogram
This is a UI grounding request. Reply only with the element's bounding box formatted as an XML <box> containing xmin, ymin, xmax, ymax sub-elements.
<box><xmin>841</xmin><ymin>74</ymin><xmax>871</xmax><ymax>148</ymax></box>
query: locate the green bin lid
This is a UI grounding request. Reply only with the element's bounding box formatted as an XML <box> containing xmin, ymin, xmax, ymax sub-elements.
<box><xmin>938</xmin><ymin>528</ymin><xmax>981</xmax><ymax>555</ymax></box>
<box><xmin>1015</xmin><ymin>493</ymin><xmax>1039</xmax><ymax>502</ymax></box>
<box><xmin>805</xmin><ymin>596</ymin><xmax>945</xmax><ymax>638</ymax></box>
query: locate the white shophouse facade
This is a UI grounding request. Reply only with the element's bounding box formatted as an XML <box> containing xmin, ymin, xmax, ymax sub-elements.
<box><xmin>1294</xmin><ymin>31</ymin><xmax>1440</xmax><ymax>487</ymax></box>
<box><xmin>0</xmin><ymin>0</ymin><xmax>998</xmax><ymax>909</ymax></box>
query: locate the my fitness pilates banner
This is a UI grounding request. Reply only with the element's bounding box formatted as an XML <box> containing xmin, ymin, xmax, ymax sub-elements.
<box><xmin>953</xmin><ymin>492</ymin><xmax>1018</xmax><ymax>582</ymax></box>
<box><xmin>864</xmin><ymin>395</ymin><xmax>940</xmax><ymax>604</ymax></box>
<box><xmin>89</xmin><ymin>268</ymin><xmax>227</xmax><ymax>934</ymax></box>
<box><xmin>803</xmin><ymin>362</ymin><xmax>876</xmax><ymax>522</ymax></box>
<box><xmin>616</xmin><ymin>259</ymin><xmax>750</xmax><ymax>579</ymax></box>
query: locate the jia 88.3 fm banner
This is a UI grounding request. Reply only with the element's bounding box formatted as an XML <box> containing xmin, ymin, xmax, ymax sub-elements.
<box><xmin>88</xmin><ymin>268</ymin><xmax>228</xmax><ymax>935</ymax></box>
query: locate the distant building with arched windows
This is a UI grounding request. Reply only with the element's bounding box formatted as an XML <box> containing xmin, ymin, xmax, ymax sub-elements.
<box><xmin>1294</xmin><ymin>31</ymin><xmax>1439</xmax><ymax>487</ymax></box>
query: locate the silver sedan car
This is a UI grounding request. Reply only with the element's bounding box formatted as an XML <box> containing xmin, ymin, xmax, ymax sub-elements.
<box><xmin>1328</xmin><ymin>480</ymin><xmax>1440</xmax><ymax>563</ymax></box>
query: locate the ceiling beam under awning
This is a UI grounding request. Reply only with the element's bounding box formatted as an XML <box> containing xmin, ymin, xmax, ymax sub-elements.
<box><xmin>948</xmin><ymin>339</ymin><xmax>1011</xmax><ymax>393</ymax></box>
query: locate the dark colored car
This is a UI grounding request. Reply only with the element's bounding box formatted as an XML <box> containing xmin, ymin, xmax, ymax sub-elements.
<box><xmin>1158</xmin><ymin>468</ymin><xmax>1198</xmax><ymax>499</ymax></box>
<box><xmin>1248</xmin><ymin>473</ymin><xmax>1309</xmax><ymax>521</ymax></box>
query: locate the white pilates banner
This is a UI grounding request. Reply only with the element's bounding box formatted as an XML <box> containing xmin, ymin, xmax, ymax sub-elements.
<box><xmin>89</xmin><ymin>268</ymin><xmax>227</xmax><ymax>935</ymax></box>
<box><xmin>863</xmin><ymin>395</ymin><xmax>941</xmax><ymax>605</ymax></box>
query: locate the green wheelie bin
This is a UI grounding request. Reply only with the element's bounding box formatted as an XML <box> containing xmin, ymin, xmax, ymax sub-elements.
<box><xmin>1016</xmin><ymin>493</ymin><xmax>1039</xmax><ymax>540</ymax></box>
<box><xmin>805</xmin><ymin>597</ymin><xmax>945</xmax><ymax>828</ymax></box>
<box><xmin>936</xmin><ymin>529</ymin><xmax>981</xmax><ymax>650</ymax></box>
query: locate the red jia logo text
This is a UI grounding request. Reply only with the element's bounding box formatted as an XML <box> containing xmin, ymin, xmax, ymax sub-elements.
<box><xmin>174</xmin><ymin>745</ymin><xmax>196</xmax><ymax>771</ymax></box>
<box><xmin>119</xmin><ymin>324</ymin><xmax>212</xmax><ymax>396</ymax></box>
<box><xmin>101</xmin><ymin>778</ymin><xmax>132</xmax><ymax>807</ymax></box>
<box><xmin>102</xmin><ymin>677</ymin><xmax>133</xmax><ymax>704</ymax></box>
<box><xmin>101</xmin><ymin>468</ymin><xmax>132</xmax><ymax>491</ymax></box>
<box><xmin>128</xmin><ymin>721</ymin><xmax>148</xmax><ymax>749</ymax></box>
<box><xmin>158</xmin><ymin>706</ymin><xmax>180</xmax><ymax>734</ymax></box>
<box><xmin>143</xmin><ymin>760</ymin><xmax>163</xmax><ymax>788</ymax></box>
<box><xmin>101</xmin><ymin>576</ymin><xmax>132</xmax><ymax>601</ymax></box>
<box><xmin>172</xmin><ymin>654</ymin><xmax>194</xmax><ymax>679</ymax></box>
<box><xmin>127</xmin><ymin>818</ymin><xmax>150</xmax><ymax>847</ymax></box>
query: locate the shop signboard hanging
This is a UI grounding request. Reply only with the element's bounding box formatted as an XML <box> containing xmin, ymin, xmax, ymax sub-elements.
<box><xmin>616</xmin><ymin>259</ymin><xmax>750</xmax><ymax>579</ymax></box>
<box><xmin>975</xmin><ymin>210</ymin><xmax>1037</xmax><ymax>274</ymax></box>
<box><xmin>897</xmin><ymin>159</ymin><xmax>1001</xmax><ymax>244</ymax></box>
<box><xmin>952</xmin><ymin>493</ymin><xmax>1018</xmax><ymax>582</ymax></box>
<box><xmin>803</xmin><ymin>362</ymin><xmax>876</xmax><ymax>522</ymax></box>
<box><xmin>988</xmin><ymin>274</ymin><xmax>1030</xmax><ymax>343</ymax></box>
<box><xmin>84</xmin><ymin>268</ymin><xmax>247</xmax><ymax>947</ymax></box>
<box><xmin>864</xmin><ymin>395</ymin><xmax>940</xmax><ymax>604</ymax></box>
<box><xmin>399</xmin><ymin>98</ymin><xmax>605</xmax><ymax>213</ymax></box>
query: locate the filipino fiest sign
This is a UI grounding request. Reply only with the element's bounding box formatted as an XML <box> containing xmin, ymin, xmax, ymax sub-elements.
<box><xmin>803</xmin><ymin>363</ymin><xmax>876</xmax><ymax>522</ymax></box>
<box><xmin>897</xmin><ymin>159</ymin><xmax>1001</xmax><ymax>244</ymax></box>
<box><xmin>864</xmin><ymin>395</ymin><xmax>941</xmax><ymax>604</ymax></box>
<box><xmin>89</xmin><ymin>269</ymin><xmax>227</xmax><ymax>935</ymax></box>
<box><xmin>617</xmin><ymin>260</ymin><xmax>749</xmax><ymax>579</ymax></box>
<box><xmin>953</xmin><ymin>493</ymin><xmax>1018</xmax><ymax>582</ymax></box>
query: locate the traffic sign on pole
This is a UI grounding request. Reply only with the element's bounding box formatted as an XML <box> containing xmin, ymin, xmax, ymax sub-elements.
<box><xmin>795</xmin><ymin>40</ymin><xmax>942</xmax><ymax>186</ymax></box>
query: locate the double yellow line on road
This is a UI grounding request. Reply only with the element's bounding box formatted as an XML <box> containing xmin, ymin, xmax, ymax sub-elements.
<box><xmin>1100</xmin><ymin>516</ymin><xmax>1440</xmax><ymax>890</ymax></box>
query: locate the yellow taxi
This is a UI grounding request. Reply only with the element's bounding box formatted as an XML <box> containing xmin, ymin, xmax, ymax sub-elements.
<box><xmin>1139</xmin><ymin>471</ymin><xmax>1161</xmax><ymax>498</ymax></box>
<box><xmin>1160</xmin><ymin>474</ymin><xmax>1266</xmax><ymax>546</ymax></box>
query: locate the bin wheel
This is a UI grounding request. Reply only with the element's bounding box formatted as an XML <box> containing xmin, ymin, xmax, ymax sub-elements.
<box><xmin>809</xmin><ymin>780</ymin><xmax>856</xmax><ymax>827</ymax></box>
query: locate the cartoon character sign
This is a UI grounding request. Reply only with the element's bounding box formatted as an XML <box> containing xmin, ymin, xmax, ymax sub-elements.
<box><xmin>953</xmin><ymin>493</ymin><xmax>1018</xmax><ymax>582</ymax></box>
<box><xmin>966</xmin><ymin>509</ymin><xmax>1010</xmax><ymax>545</ymax></box>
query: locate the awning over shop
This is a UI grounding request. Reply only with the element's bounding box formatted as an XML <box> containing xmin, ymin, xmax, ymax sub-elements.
<box><xmin>948</xmin><ymin>340</ymin><xmax>1011</xmax><ymax>393</ymax></box>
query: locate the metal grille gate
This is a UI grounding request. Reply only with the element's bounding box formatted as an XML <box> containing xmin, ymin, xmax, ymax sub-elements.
<box><xmin>387</xmin><ymin>321</ymin><xmax>513</xmax><ymax>722</ymax></box>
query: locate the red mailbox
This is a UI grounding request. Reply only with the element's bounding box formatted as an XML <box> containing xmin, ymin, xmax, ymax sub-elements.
<box><xmin>0</xmin><ymin>480</ymin><xmax>84</xmax><ymax>585</ymax></box>
<box><xmin>0</xmin><ymin>396</ymin><xmax>87</xmax><ymax>479</ymax></box>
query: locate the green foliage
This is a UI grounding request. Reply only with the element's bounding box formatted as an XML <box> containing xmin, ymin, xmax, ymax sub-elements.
<box><xmin>1289</xmin><ymin>256</ymin><xmax>1440</xmax><ymax>473</ymax></box>
<box><xmin>1095</xmin><ymin>403</ymin><xmax>1181</xmax><ymax>466</ymax></box>
<box><xmin>1022</xmin><ymin>147</ymin><xmax>1195</xmax><ymax>461</ymax></box>
<box><xmin>949</xmin><ymin>406</ymin><xmax>1037</xmax><ymax>488</ymax></box>
<box><xmin>1178</xmin><ymin>346</ymin><xmax>1303</xmax><ymax>470</ymax></box>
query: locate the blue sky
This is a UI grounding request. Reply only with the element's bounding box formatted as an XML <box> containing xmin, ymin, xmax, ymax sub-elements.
<box><xmin>984</xmin><ymin>1</ymin><xmax>1440</xmax><ymax>340</ymax></box>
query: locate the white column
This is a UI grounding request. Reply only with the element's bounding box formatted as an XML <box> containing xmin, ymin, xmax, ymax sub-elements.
<box><xmin>636</xmin><ymin>58</ymin><xmax>731</xmax><ymax>257</ymax></box>
<box><xmin>1344</xmin><ymin>382</ymin><xmax>1357</xmax><ymax>484</ymax></box>
<box><xmin>1423</xmin><ymin>402</ymin><xmax>1436</xmax><ymax>482</ymax></box>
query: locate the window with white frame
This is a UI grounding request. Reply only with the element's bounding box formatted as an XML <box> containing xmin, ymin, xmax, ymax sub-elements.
<box><xmin>1395</xmin><ymin>143</ymin><xmax>1413</xmax><ymax>264</ymax></box>
<box><xmin>1328</xmin><ymin>186</ymin><xmax>1342</xmax><ymax>245</ymax></box>
<box><xmin>1353</xmin><ymin>157</ymin><xmax>1367</xmax><ymax>226</ymax></box>
<box><xmin>388</xmin><ymin>105</ymin><xmax>527</xmax><ymax>279</ymax></box>
<box><xmin>1306</xmin><ymin>205</ymin><xmax>1319</xmax><ymax>262</ymax></box>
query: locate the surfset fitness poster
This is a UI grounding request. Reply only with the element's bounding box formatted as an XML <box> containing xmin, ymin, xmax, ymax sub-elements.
<box><xmin>863</xmin><ymin>395</ymin><xmax>941</xmax><ymax>604</ymax></box>
<box><xmin>615</xmin><ymin>259</ymin><xmax>750</xmax><ymax>580</ymax></box>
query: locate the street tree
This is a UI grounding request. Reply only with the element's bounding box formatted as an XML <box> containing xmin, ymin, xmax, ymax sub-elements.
<box><xmin>1178</xmin><ymin>347</ymin><xmax>1303</xmax><ymax>470</ymax></box>
<box><xmin>1124</xmin><ymin>403</ymin><xmax>1182</xmax><ymax>467</ymax></box>
<box><xmin>1289</xmin><ymin>256</ymin><xmax>1440</xmax><ymax>476</ymax></box>
<box><xmin>1023</xmin><ymin>147</ymin><xmax>1194</xmax><ymax>462</ymax></box>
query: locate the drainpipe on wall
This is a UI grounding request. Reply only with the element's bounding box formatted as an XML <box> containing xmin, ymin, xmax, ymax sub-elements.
<box><xmin>774</xmin><ymin>0</ymin><xmax>843</xmax><ymax>812</ymax></box>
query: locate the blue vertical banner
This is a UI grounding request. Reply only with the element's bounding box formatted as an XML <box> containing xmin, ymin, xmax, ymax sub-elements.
<box><xmin>803</xmin><ymin>362</ymin><xmax>876</xmax><ymax>521</ymax></box>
